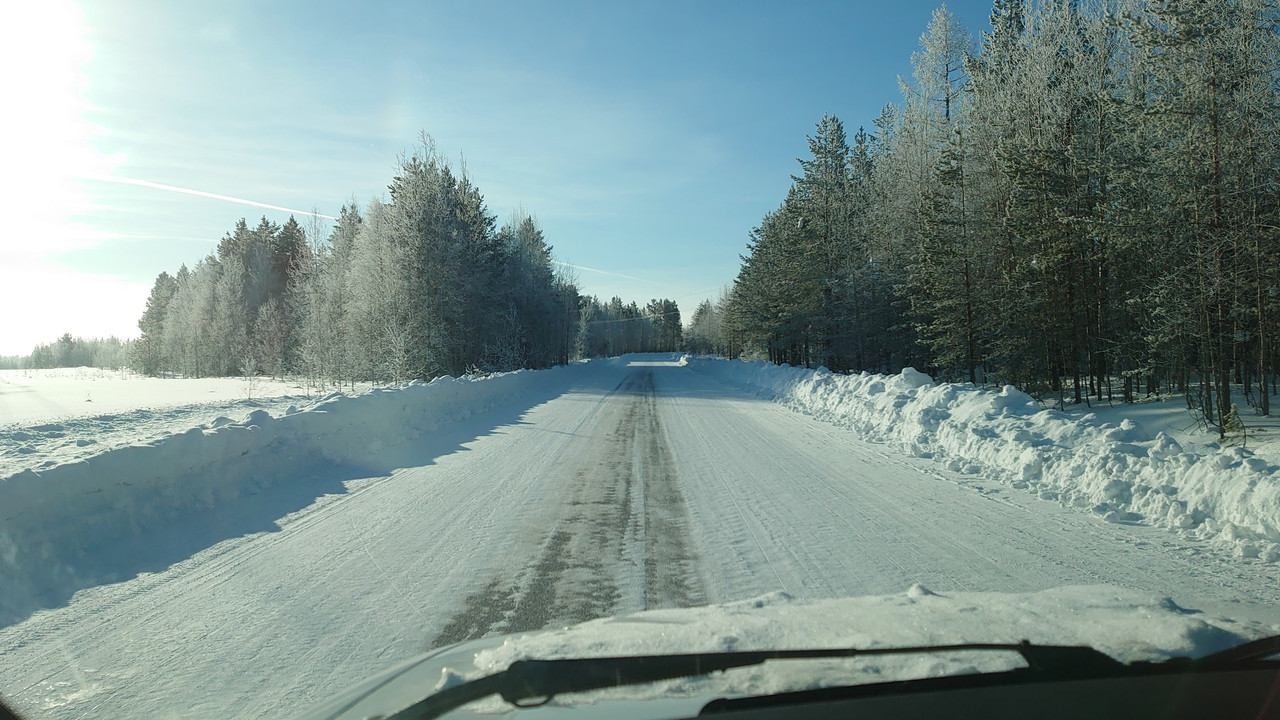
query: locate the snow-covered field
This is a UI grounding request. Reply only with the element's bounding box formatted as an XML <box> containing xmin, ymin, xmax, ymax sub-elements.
<box><xmin>0</xmin><ymin>368</ymin><xmax>317</xmax><ymax>479</ymax></box>
<box><xmin>0</xmin><ymin>367</ymin><xmax>313</xmax><ymax>426</ymax></box>
<box><xmin>1</xmin><ymin>356</ymin><xmax>1278</xmax><ymax>719</ymax></box>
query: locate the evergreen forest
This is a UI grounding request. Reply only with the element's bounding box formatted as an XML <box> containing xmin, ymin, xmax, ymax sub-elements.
<box><xmin>128</xmin><ymin>0</ymin><xmax>1280</xmax><ymax>439</ymax></box>
<box><xmin>695</xmin><ymin>0</ymin><xmax>1280</xmax><ymax>436</ymax></box>
<box><xmin>132</xmin><ymin>137</ymin><xmax>682</xmax><ymax>389</ymax></box>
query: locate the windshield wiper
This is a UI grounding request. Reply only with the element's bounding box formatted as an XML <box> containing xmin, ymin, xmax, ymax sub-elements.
<box><xmin>385</xmin><ymin>641</ymin><xmax>1125</xmax><ymax>720</ymax></box>
<box><xmin>1194</xmin><ymin>633</ymin><xmax>1280</xmax><ymax>664</ymax></box>
<box><xmin>699</xmin><ymin>634</ymin><xmax>1280</xmax><ymax>716</ymax></box>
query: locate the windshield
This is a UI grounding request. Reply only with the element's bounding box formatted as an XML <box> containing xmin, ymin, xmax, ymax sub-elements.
<box><xmin>2</xmin><ymin>1</ymin><xmax>1280</xmax><ymax>718</ymax></box>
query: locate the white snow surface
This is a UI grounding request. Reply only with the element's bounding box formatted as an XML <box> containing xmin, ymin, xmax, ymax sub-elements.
<box><xmin>0</xmin><ymin>367</ymin><xmax>311</xmax><ymax>426</ymax></box>
<box><xmin>0</xmin><ymin>368</ymin><xmax>315</xmax><ymax>479</ymax></box>
<box><xmin>684</xmin><ymin>356</ymin><xmax>1280</xmax><ymax>562</ymax></box>
<box><xmin>0</xmin><ymin>363</ymin><xmax>583</xmax><ymax>626</ymax></box>
<box><xmin>1</xmin><ymin>355</ymin><xmax>1278</xmax><ymax>719</ymax></box>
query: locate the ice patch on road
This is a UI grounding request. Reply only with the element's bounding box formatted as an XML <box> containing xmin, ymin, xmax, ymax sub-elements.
<box><xmin>684</xmin><ymin>357</ymin><xmax>1280</xmax><ymax>562</ymax></box>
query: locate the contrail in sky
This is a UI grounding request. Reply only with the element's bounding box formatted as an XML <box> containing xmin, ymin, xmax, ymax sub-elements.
<box><xmin>551</xmin><ymin>261</ymin><xmax>660</xmax><ymax>285</ymax></box>
<box><xmin>92</xmin><ymin>179</ymin><xmax>667</xmax><ymax>284</ymax></box>
<box><xmin>93</xmin><ymin>175</ymin><xmax>338</xmax><ymax>220</ymax></box>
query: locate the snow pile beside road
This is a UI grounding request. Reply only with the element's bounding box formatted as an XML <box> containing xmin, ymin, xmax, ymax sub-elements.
<box><xmin>455</xmin><ymin>586</ymin><xmax>1267</xmax><ymax>711</ymax></box>
<box><xmin>685</xmin><ymin>357</ymin><xmax>1280</xmax><ymax>562</ymax></box>
<box><xmin>0</xmin><ymin>394</ymin><xmax>316</xmax><ymax>479</ymax></box>
<box><xmin>0</xmin><ymin>364</ymin><xmax>579</xmax><ymax>623</ymax></box>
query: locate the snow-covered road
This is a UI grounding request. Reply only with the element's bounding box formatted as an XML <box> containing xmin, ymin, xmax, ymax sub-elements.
<box><xmin>1</xmin><ymin>358</ymin><xmax>1276</xmax><ymax>719</ymax></box>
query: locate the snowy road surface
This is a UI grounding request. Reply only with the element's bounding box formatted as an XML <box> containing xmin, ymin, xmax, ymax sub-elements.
<box><xmin>1</xmin><ymin>358</ymin><xmax>1277</xmax><ymax>718</ymax></box>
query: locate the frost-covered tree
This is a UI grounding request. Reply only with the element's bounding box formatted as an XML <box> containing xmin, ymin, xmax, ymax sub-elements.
<box><xmin>295</xmin><ymin>203</ymin><xmax>361</xmax><ymax>389</ymax></box>
<box><xmin>685</xmin><ymin>299</ymin><xmax>724</xmax><ymax>355</ymax></box>
<box><xmin>134</xmin><ymin>271</ymin><xmax>178</xmax><ymax>375</ymax></box>
<box><xmin>1119</xmin><ymin>0</ymin><xmax>1280</xmax><ymax>429</ymax></box>
<box><xmin>211</xmin><ymin>255</ymin><xmax>248</xmax><ymax>376</ymax></box>
<box><xmin>724</xmin><ymin>0</ymin><xmax>1280</xmax><ymax>422</ymax></box>
<box><xmin>251</xmin><ymin>297</ymin><xmax>289</xmax><ymax>378</ymax></box>
<box><xmin>160</xmin><ymin>260</ymin><xmax>220</xmax><ymax>377</ymax></box>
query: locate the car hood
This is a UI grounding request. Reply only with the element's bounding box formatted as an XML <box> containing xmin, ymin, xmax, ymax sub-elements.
<box><xmin>292</xmin><ymin>634</ymin><xmax>708</xmax><ymax>720</ymax></box>
<box><xmin>292</xmin><ymin>586</ymin><xmax>1277</xmax><ymax>720</ymax></box>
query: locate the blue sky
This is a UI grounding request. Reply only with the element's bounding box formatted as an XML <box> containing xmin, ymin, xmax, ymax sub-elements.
<box><xmin>1</xmin><ymin>0</ymin><xmax>995</xmax><ymax>356</ymax></box>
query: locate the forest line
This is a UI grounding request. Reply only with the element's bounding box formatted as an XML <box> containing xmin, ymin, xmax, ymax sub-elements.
<box><xmin>14</xmin><ymin>0</ymin><xmax>1280</xmax><ymax>442</ymax></box>
<box><xmin>685</xmin><ymin>0</ymin><xmax>1280</xmax><ymax>436</ymax></box>
<box><xmin>130</xmin><ymin>137</ymin><xmax>684</xmax><ymax>390</ymax></box>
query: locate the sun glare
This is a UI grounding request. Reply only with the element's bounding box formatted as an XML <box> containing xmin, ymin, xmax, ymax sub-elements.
<box><xmin>0</xmin><ymin>0</ymin><xmax>137</xmax><ymax>355</ymax></box>
<box><xmin>0</xmin><ymin>0</ymin><xmax>119</xmax><ymax>251</ymax></box>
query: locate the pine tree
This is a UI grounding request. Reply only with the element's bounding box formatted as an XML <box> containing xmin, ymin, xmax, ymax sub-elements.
<box><xmin>1123</xmin><ymin>0</ymin><xmax>1280</xmax><ymax>432</ymax></box>
<box><xmin>296</xmin><ymin>204</ymin><xmax>362</xmax><ymax>389</ymax></box>
<box><xmin>134</xmin><ymin>271</ymin><xmax>178</xmax><ymax>375</ymax></box>
<box><xmin>911</xmin><ymin>126</ymin><xmax>988</xmax><ymax>382</ymax></box>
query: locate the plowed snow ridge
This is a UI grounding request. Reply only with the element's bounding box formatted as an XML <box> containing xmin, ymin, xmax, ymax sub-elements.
<box><xmin>0</xmin><ymin>361</ymin><xmax>594</xmax><ymax>625</ymax></box>
<box><xmin>684</xmin><ymin>356</ymin><xmax>1280</xmax><ymax>561</ymax></box>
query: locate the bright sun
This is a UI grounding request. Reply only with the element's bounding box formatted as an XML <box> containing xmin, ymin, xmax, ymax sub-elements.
<box><xmin>1</xmin><ymin>0</ymin><xmax>106</xmax><ymax>249</ymax></box>
<box><xmin>0</xmin><ymin>0</ymin><xmax>138</xmax><ymax>355</ymax></box>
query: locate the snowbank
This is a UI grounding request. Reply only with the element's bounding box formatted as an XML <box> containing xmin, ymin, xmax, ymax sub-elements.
<box><xmin>0</xmin><ymin>363</ymin><xmax>587</xmax><ymax>623</ymax></box>
<box><xmin>0</xmin><ymin>394</ymin><xmax>317</xmax><ymax>480</ymax></box>
<box><xmin>453</xmin><ymin>586</ymin><xmax>1268</xmax><ymax>711</ymax></box>
<box><xmin>685</xmin><ymin>357</ymin><xmax>1280</xmax><ymax>562</ymax></box>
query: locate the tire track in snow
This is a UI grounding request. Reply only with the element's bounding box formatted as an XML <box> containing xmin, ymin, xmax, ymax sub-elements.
<box><xmin>636</xmin><ymin>370</ymin><xmax>706</xmax><ymax>611</ymax></box>
<box><xmin>430</xmin><ymin>369</ymin><xmax>705</xmax><ymax>647</ymax></box>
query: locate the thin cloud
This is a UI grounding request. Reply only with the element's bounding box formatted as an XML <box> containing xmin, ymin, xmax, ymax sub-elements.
<box><xmin>552</xmin><ymin>260</ymin><xmax>660</xmax><ymax>285</ymax></box>
<box><xmin>85</xmin><ymin>179</ymin><xmax>670</xmax><ymax>292</ymax></box>
<box><xmin>92</xmin><ymin>175</ymin><xmax>337</xmax><ymax>220</ymax></box>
